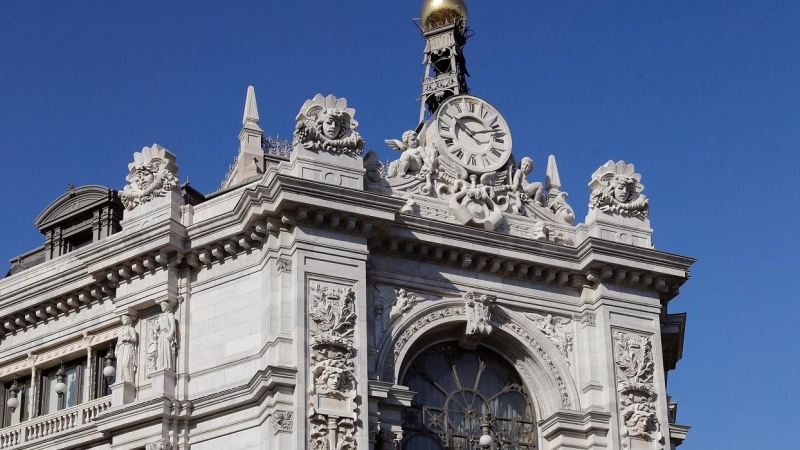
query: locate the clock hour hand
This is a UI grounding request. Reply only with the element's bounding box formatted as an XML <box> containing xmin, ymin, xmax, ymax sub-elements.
<box><xmin>454</xmin><ymin>119</ymin><xmax>475</xmax><ymax>138</ymax></box>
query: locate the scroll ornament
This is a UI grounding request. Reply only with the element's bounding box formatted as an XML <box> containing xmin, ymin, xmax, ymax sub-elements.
<box><xmin>589</xmin><ymin>160</ymin><xmax>649</xmax><ymax>219</ymax></box>
<box><xmin>294</xmin><ymin>94</ymin><xmax>365</xmax><ymax>157</ymax></box>
<box><xmin>120</xmin><ymin>144</ymin><xmax>179</xmax><ymax>211</ymax></box>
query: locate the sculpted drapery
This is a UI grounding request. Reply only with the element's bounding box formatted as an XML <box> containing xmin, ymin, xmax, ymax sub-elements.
<box><xmin>116</xmin><ymin>314</ymin><xmax>138</xmax><ymax>382</ymax></box>
<box><xmin>148</xmin><ymin>301</ymin><xmax>177</xmax><ymax>372</ymax></box>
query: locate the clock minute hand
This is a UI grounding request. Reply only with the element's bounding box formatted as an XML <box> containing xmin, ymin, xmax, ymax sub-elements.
<box><xmin>472</xmin><ymin>129</ymin><xmax>505</xmax><ymax>135</ymax></box>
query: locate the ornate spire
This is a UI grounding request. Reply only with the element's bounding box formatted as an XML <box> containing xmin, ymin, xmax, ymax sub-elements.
<box><xmin>242</xmin><ymin>85</ymin><xmax>261</xmax><ymax>130</ymax></box>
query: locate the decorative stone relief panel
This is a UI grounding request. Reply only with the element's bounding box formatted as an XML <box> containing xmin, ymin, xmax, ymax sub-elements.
<box><xmin>271</xmin><ymin>410</ymin><xmax>295</xmax><ymax>433</ymax></box>
<box><xmin>373</xmin><ymin>285</ymin><xmax>424</xmax><ymax>344</ymax></box>
<box><xmin>525</xmin><ymin>313</ymin><xmax>573</xmax><ymax>363</ymax></box>
<box><xmin>120</xmin><ymin>144</ymin><xmax>179</xmax><ymax>211</ymax></box>
<box><xmin>308</xmin><ymin>282</ymin><xmax>358</xmax><ymax>449</ymax></box>
<box><xmin>613</xmin><ymin>330</ymin><xmax>661</xmax><ymax>447</ymax></box>
<box><xmin>463</xmin><ymin>291</ymin><xmax>496</xmax><ymax>346</ymax></box>
<box><xmin>276</xmin><ymin>259</ymin><xmax>292</xmax><ymax>273</ymax></box>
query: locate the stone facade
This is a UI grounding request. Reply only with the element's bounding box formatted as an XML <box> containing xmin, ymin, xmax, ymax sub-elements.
<box><xmin>0</xmin><ymin>2</ymin><xmax>693</xmax><ymax>449</ymax></box>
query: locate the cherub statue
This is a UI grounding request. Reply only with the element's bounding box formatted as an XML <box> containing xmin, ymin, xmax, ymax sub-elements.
<box><xmin>511</xmin><ymin>157</ymin><xmax>544</xmax><ymax>206</ymax></box>
<box><xmin>385</xmin><ymin>130</ymin><xmax>435</xmax><ymax>178</ymax></box>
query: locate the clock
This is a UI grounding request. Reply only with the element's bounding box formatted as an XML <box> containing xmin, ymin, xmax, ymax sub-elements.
<box><xmin>431</xmin><ymin>95</ymin><xmax>512</xmax><ymax>172</ymax></box>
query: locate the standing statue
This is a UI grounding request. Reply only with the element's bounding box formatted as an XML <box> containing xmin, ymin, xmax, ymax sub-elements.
<box><xmin>148</xmin><ymin>301</ymin><xmax>177</xmax><ymax>372</ymax></box>
<box><xmin>385</xmin><ymin>131</ymin><xmax>435</xmax><ymax>178</ymax></box>
<box><xmin>116</xmin><ymin>314</ymin><xmax>138</xmax><ymax>383</ymax></box>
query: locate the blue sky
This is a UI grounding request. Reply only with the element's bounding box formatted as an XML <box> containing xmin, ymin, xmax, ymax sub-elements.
<box><xmin>1</xmin><ymin>1</ymin><xmax>798</xmax><ymax>447</ymax></box>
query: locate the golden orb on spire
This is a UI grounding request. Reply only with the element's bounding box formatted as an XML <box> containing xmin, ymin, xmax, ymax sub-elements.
<box><xmin>420</xmin><ymin>0</ymin><xmax>468</xmax><ymax>31</ymax></box>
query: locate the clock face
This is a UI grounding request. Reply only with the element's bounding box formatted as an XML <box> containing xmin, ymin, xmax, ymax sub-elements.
<box><xmin>433</xmin><ymin>95</ymin><xmax>512</xmax><ymax>172</ymax></box>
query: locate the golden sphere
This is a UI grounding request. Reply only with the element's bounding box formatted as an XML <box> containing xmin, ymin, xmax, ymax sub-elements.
<box><xmin>420</xmin><ymin>0</ymin><xmax>468</xmax><ymax>31</ymax></box>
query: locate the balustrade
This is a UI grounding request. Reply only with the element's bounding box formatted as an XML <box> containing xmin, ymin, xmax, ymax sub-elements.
<box><xmin>0</xmin><ymin>397</ymin><xmax>111</xmax><ymax>448</ymax></box>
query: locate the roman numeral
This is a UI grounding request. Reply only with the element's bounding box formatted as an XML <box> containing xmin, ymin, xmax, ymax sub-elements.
<box><xmin>491</xmin><ymin>148</ymin><xmax>503</xmax><ymax>158</ymax></box>
<box><xmin>468</xmin><ymin>154</ymin><xmax>476</xmax><ymax>166</ymax></box>
<box><xmin>453</xmin><ymin>148</ymin><xmax>465</xmax><ymax>160</ymax></box>
<box><xmin>444</xmin><ymin>137</ymin><xmax>455</xmax><ymax>147</ymax></box>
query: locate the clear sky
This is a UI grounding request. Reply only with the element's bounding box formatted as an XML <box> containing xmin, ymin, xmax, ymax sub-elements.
<box><xmin>1</xmin><ymin>1</ymin><xmax>799</xmax><ymax>448</ymax></box>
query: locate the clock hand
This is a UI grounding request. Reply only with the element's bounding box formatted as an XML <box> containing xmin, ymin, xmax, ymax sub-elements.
<box><xmin>471</xmin><ymin>129</ymin><xmax>505</xmax><ymax>135</ymax></box>
<box><xmin>454</xmin><ymin>119</ymin><xmax>475</xmax><ymax>138</ymax></box>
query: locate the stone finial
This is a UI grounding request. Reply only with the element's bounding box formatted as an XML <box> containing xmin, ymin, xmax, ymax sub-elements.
<box><xmin>588</xmin><ymin>160</ymin><xmax>649</xmax><ymax>219</ymax></box>
<box><xmin>545</xmin><ymin>155</ymin><xmax>561</xmax><ymax>192</ymax></box>
<box><xmin>120</xmin><ymin>144</ymin><xmax>179</xmax><ymax>211</ymax></box>
<box><xmin>293</xmin><ymin>94</ymin><xmax>365</xmax><ymax>157</ymax></box>
<box><xmin>545</xmin><ymin>155</ymin><xmax>575</xmax><ymax>225</ymax></box>
<box><xmin>242</xmin><ymin>85</ymin><xmax>261</xmax><ymax>129</ymax></box>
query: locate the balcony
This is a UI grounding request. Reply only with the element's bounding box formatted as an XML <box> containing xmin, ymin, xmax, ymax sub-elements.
<box><xmin>0</xmin><ymin>397</ymin><xmax>111</xmax><ymax>448</ymax></box>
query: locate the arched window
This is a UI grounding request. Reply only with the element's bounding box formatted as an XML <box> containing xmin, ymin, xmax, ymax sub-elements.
<box><xmin>401</xmin><ymin>343</ymin><xmax>536</xmax><ymax>449</ymax></box>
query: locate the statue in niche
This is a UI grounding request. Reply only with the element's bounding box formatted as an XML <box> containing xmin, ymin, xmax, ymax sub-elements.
<box><xmin>385</xmin><ymin>130</ymin><xmax>436</xmax><ymax>178</ymax></box>
<box><xmin>511</xmin><ymin>157</ymin><xmax>544</xmax><ymax>206</ymax></box>
<box><xmin>293</xmin><ymin>94</ymin><xmax>365</xmax><ymax>157</ymax></box>
<box><xmin>589</xmin><ymin>160</ymin><xmax>649</xmax><ymax>219</ymax></box>
<box><xmin>120</xmin><ymin>144</ymin><xmax>179</xmax><ymax>211</ymax></box>
<box><xmin>147</xmin><ymin>301</ymin><xmax>177</xmax><ymax>372</ymax></box>
<box><xmin>115</xmin><ymin>314</ymin><xmax>138</xmax><ymax>383</ymax></box>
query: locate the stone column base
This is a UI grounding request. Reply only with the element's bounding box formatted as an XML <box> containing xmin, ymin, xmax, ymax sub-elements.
<box><xmin>539</xmin><ymin>410</ymin><xmax>612</xmax><ymax>449</ymax></box>
<box><xmin>110</xmin><ymin>380</ymin><xmax>137</xmax><ymax>405</ymax></box>
<box><xmin>149</xmin><ymin>370</ymin><xmax>177</xmax><ymax>399</ymax></box>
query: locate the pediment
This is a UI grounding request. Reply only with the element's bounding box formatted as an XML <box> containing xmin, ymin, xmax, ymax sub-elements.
<box><xmin>34</xmin><ymin>185</ymin><xmax>117</xmax><ymax>230</ymax></box>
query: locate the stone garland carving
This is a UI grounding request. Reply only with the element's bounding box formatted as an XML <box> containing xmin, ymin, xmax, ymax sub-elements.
<box><xmin>147</xmin><ymin>301</ymin><xmax>178</xmax><ymax>374</ymax></box>
<box><xmin>464</xmin><ymin>291</ymin><xmax>496</xmax><ymax>338</ymax></box>
<box><xmin>525</xmin><ymin>313</ymin><xmax>573</xmax><ymax>363</ymax></box>
<box><xmin>308</xmin><ymin>283</ymin><xmax>358</xmax><ymax>449</ymax></box>
<box><xmin>613</xmin><ymin>331</ymin><xmax>659</xmax><ymax>445</ymax></box>
<box><xmin>294</xmin><ymin>94</ymin><xmax>365</xmax><ymax>157</ymax></box>
<box><xmin>381</xmin><ymin>127</ymin><xmax>575</xmax><ymax>231</ymax></box>
<box><xmin>145</xmin><ymin>440</ymin><xmax>172</xmax><ymax>450</ymax></box>
<box><xmin>589</xmin><ymin>160</ymin><xmax>649</xmax><ymax>219</ymax></box>
<box><xmin>496</xmin><ymin>316</ymin><xmax>573</xmax><ymax>409</ymax></box>
<box><xmin>120</xmin><ymin>144</ymin><xmax>179</xmax><ymax>211</ymax></box>
<box><xmin>116</xmin><ymin>314</ymin><xmax>138</xmax><ymax>383</ymax></box>
<box><xmin>271</xmin><ymin>410</ymin><xmax>295</xmax><ymax>433</ymax></box>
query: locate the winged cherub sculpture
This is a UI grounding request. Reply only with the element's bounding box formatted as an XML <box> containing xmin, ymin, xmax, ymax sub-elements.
<box><xmin>385</xmin><ymin>130</ymin><xmax>436</xmax><ymax>178</ymax></box>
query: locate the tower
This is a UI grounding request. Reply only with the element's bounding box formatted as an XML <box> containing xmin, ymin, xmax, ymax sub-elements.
<box><xmin>417</xmin><ymin>0</ymin><xmax>472</xmax><ymax>124</ymax></box>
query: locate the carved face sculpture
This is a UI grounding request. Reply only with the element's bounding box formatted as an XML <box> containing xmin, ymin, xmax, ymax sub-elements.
<box><xmin>135</xmin><ymin>168</ymin><xmax>155</xmax><ymax>191</ymax></box>
<box><xmin>404</xmin><ymin>131</ymin><xmax>419</xmax><ymax>149</ymax></box>
<box><xmin>326</xmin><ymin>372</ymin><xmax>342</xmax><ymax>390</ymax></box>
<box><xmin>321</xmin><ymin>114</ymin><xmax>342</xmax><ymax>140</ymax></box>
<box><xmin>612</xmin><ymin>177</ymin><xmax>633</xmax><ymax>203</ymax></box>
<box><xmin>120</xmin><ymin>315</ymin><xmax>131</xmax><ymax>326</ymax></box>
<box><xmin>520</xmin><ymin>157</ymin><xmax>533</xmax><ymax>175</ymax></box>
<box><xmin>160</xmin><ymin>301</ymin><xmax>171</xmax><ymax>313</ymax></box>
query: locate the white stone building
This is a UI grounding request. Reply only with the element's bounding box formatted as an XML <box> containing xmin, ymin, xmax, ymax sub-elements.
<box><xmin>0</xmin><ymin>1</ymin><xmax>692</xmax><ymax>449</ymax></box>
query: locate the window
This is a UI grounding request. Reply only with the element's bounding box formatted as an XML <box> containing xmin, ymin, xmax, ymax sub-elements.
<box><xmin>3</xmin><ymin>378</ymin><xmax>31</xmax><ymax>427</ymax></box>
<box><xmin>39</xmin><ymin>359</ymin><xmax>88</xmax><ymax>416</ymax></box>
<box><xmin>401</xmin><ymin>344</ymin><xmax>536</xmax><ymax>449</ymax></box>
